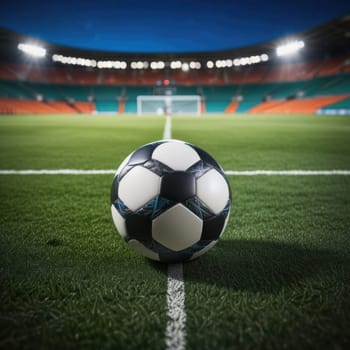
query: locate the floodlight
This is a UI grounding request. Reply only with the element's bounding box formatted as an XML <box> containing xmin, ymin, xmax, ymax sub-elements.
<box><xmin>216</xmin><ymin>60</ymin><xmax>224</xmax><ymax>68</ymax></box>
<box><xmin>260</xmin><ymin>54</ymin><xmax>269</xmax><ymax>61</ymax></box>
<box><xmin>233</xmin><ymin>59</ymin><xmax>240</xmax><ymax>66</ymax></box>
<box><xmin>206</xmin><ymin>61</ymin><xmax>214</xmax><ymax>69</ymax></box>
<box><xmin>18</xmin><ymin>43</ymin><xmax>46</xmax><ymax>58</ymax></box>
<box><xmin>181</xmin><ymin>63</ymin><xmax>189</xmax><ymax>72</ymax></box>
<box><xmin>276</xmin><ymin>40</ymin><xmax>304</xmax><ymax>57</ymax></box>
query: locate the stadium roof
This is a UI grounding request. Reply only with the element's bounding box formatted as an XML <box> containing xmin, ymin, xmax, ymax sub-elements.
<box><xmin>0</xmin><ymin>13</ymin><xmax>349</xmax><ymax>64</ymax></box>
<box><xmin>1</xmin><ymin>0</ymin><xmax>350</xmax><ymax>53</ymax></box>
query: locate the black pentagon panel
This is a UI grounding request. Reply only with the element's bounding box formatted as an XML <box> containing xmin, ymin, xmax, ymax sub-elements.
<box><xmin>113</xmin><ymin>198</ymin><xmax>133</xmax><ymax>218</ymax></box>
<box><xmin>190</xmin><ymin>145</ymin><xmax>224</xmax><ymax>174</ymax></box>
<box><xmin>155</xmin><ymin>240</ymin><xmax>214</xmax><ymax>263</ymax></box>
<box><xmin>125</xmin><ymin>215</ymin><xmax>152</xmax><ymax>241</ymax></box>
<box><xmin>110</xmin><ymin>176</ymin><xmax>119</xmax><ymax>204</ymax></box>
<box><xmin>143</xmin><ymin>159</ymin><xmax>173</xmax><ymax>177</ymax></box>
<box><xmin>187</xmin><ymin>160</ymin><xmax>212</xmax><ymax>178</ymax></box>
<box><xmin>127</xmin><ymin>143</ymin><xmax>161</xmax><ymax>166</ymax></box>
<box><xmin>160</xmin><ymin>171</ymin><xmax>196</xmax><ymax>202</ymax></box>
<box><xmin>159</xmin><ymin>251</ymin><xmax>193</xmax><ymax>264</ymax></box>
<box><xmin>184</xmin><ymin>197</ymin><xmax>214</xmax><ymax>219</ymax></box>
<box><xmin>136</xmin><ymin>196</ymin><xmax>176</xmax><ymax>220</ymax></box>
<box><xmin>144</xmin><ymin>240</ymin><xmax>193</xmax><ymax>263</ymax></box>
<box><xmin>201</xmin><ymin>215</ymin><xmax>226</xmax><ymax>240</ymax></box>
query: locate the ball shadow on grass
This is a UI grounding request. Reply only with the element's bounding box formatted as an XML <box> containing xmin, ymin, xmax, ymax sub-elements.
<box><xmin>180</xmin><ymin>239</ymin><xmax>347</xmax><ymax>293</ymax></box>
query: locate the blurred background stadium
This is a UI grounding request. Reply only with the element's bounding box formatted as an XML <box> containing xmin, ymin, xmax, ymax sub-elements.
<box><xmin>0</xmin><ymin>10</ymin><xmax>349</xmax><ymax>115</ymax></box>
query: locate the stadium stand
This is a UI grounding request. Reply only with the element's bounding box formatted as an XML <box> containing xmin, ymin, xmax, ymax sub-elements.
<box><xmin>318</xmin><ymin>96</ymin><xmax>350</xmax><ymax>115</ymax></box>
<box><xmin>0</xmin><ymin>14</ymin><xmax>349</xmax><ymax>115</ymax></box>
<box><xmin>0</xmin><ymin>70</ymin><xmax>349</xmax><ymax>114</ymax></box>
<box><xmin>249</xmin><ymin>95</ymin><xmax>349</xmax><ymax>114</ymax></box>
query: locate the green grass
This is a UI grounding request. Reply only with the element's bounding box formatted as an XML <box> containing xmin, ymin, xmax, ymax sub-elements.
<box><xmin>1</xmin><ymin>114</ymin><xmax>350</xmax><ymax>349</ymax></box>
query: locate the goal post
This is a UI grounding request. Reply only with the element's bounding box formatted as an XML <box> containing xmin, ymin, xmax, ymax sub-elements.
<box><xmin>137</xmin><ymin>95</ymin><xmax>201</xmax><ymax>116</ymax></box>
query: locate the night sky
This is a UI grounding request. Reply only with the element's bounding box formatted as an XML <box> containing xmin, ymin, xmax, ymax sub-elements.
<box><xmin>1</xmin><ymin>0</ymin><xmax>349</xmax><ymax>53</ymax></box>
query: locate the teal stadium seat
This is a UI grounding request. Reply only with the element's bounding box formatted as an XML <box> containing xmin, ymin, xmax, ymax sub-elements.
<box><xmin>124</xmin><ymin>87</ymin><xmax>153</xmax><ymax>113</ymax></box>
<box><xmin>0</xmin><ymin>72</ymin><xmax>349</xmax><ymax>114</ymax></box>
<box><xmin>95</xmin><ymin>100</ymin><xmax>118</xmax><ymax>113</ymax></box>
<box><xmin>318</xmin><ymin>97</ymin><xmax>350</xmax><ymax>115</ymax></box>
<box><xmin>202</xmin><ymin>86</ymin><xmax>236</xmax><ymax>112</ymax></box>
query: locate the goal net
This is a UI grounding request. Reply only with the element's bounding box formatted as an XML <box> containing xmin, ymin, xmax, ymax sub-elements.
<box><xmin>137</xmin><ymin>95</ymin><xmax>201</xmax><ymax>116</ymax></box>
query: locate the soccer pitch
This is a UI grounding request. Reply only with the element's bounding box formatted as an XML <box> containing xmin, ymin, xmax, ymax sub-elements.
<box><xmin>1</xmin><ymin>114</ymin><xmax>350</xmax><ymax>349</ymax></box>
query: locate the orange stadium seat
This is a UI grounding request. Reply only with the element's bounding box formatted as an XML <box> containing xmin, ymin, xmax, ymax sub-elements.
<box><xmin>73</xmin><ymin>102</ymin><xmax>95</xmax><ymax>113</ymax></box>
<box><xmin>46</xmin><ymin>101</ymin><xmax>77</xmax><ymax>113</ymax></box>
<box><xmin>0</xmin><ymin>98</ymin><xmax>96</xmax><ymax>114</ymax></box>
<box><xmin>224</xmin><ymin>101</ymin><xmax>239</xmax><ymax>113</ymax></box>
<box><xmin>249</xmin><ymin>95</ymin><xmax>349</xmax><ymax>114</ymax></box>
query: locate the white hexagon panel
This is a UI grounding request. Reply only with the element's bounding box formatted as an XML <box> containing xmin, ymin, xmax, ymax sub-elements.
<box><xmin>118</xmin><ymin>165</ymin><xmax>161</xmax><ymax>211</ymax></box>
<box><xmin>128</xmin><ymin>239</ymin><xmax>160</xmax><ymax>261</ymax></box>
<box><xmin>197</xmin><ymin>168</ymin><xmax>230</xmax><ymax>215</ymax></box>
<box><xmin>111</xmin><ymin>204</ymin><xmax>127</xmax><ymax>239</ymax></box>
<box><xmin>152</xmin><ymin>203</ymin><xmax>203</xmax><ymax>251</ymax></box>
<box><xmin>152</xmin><ymin>141</ymin><xmax>200</xmax><ymax>170</ymax></box>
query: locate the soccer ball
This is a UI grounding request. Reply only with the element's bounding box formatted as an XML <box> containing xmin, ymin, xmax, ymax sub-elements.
<box><xmin>110</xmin><ymin>140</ymin><xmax>231</xmax><ymax>263</ymax></box>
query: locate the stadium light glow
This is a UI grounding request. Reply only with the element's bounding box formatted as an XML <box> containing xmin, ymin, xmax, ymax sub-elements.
<box><xmin>131</xmin><ymin>61</ymin><xmax>146</xmax><ymax>69</ymax></box>
<box><xmin>233</xmin><ymin>59</ymin><xmax>240</xmax><ymax>66</ymax></box>
<box><xmin>53</xmin><ymin>54</ymin><xmax>128</xmax><ymax>69</ymax></box>
<box><xmin>53</xmin><ymin>54</ymin><xmax>97</xmax><ymax>67</ymax></box>
<box><xmin>261</xmin><ymin>54</ymin><xmax>269</xmax><ymax>62</ymax></box>
<box><xmin>211</xmin><ymin>54</ymin><xmax>268</xmax><ymax>68</ymax></box>
<box><xmin>170</xmin><ymin>60</ymin><xmax>182</xmax><ymax>69</ymax></box>
<box><xmin>189</xmin><ymin>61</ymin><xmax>201</xmax><ymax>69</ymax></box>
<box><xmin>150</xmin><ymin>61</ymin><xmax>165</xmax><ymax>69</ymax></box>
<box><xmin>181</xmin><ymin>63</ymin><xmax>189</xmax><ymax>72</ymax></box>
<box><xmin>51</xmin><ymin>52</ymin><xmax>268</xmax><ymax>71</ymax></box>
<box><xmin>276</xmin><ymin>40</ymin><xmax>304</xmax><ymax>57</ymax></box>
<box><xmin>206</xmin><ymin>60</ymin><xmax>214</xmax><ymax>69</ymax></box>
<box><xmin>18</xmin><ymin>43</ymin><xmax>46</xmax><ymax>58</ymax></box>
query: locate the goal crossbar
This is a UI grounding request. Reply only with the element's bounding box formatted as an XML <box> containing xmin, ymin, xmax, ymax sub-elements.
<box><xmin>137</xmin><ymin>95</ymin><xmax>201</xmax><ymax>116</ymax></box>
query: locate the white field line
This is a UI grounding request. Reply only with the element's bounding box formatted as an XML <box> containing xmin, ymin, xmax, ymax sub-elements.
<box><xmin>165</xmin><ymin>263</ymin><xmax>186</xmax><ymax>350</ymax></box>
<box><xmin>162</xmin><ymin>116</ymin><xmax>186</xmax><ymax>350</ymax></box>
<box><xmin>224</xmin><ymin>170</ymin><xmax>350</xmax><ymax>176</ymax></box>
<box><xmin>1</xmin><ymin>169</ymin><xmax>350</xmax><ymax>176</ymax></box>
<box><xmin>163</xmin><ymin>115</ymin><xmax>172</xmax><ymax>139</ymax></box>
<box><xmin>0</xmin><ymin>169</ymin><xmax>116</xmax><ymax>175</ymax></box>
